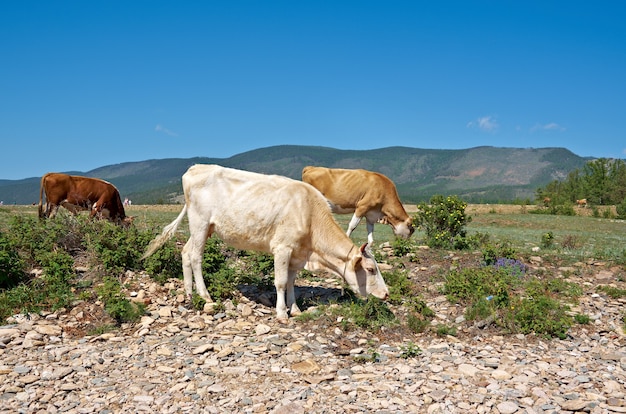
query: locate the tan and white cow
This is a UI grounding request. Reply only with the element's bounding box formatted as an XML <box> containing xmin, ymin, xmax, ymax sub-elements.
<box><xmin>302</xmin><ymin>166</ymin><xmax>414</xmax><ymax>246</ymax></box>
<box><xmin>142</xmin><ymin>164</ymin><xmax>389</xmax><ymax>322</ymax></box>
<box><xmin>38</xmin><ymin>172</ymin><xmax>133</xmax><ymax>226</ymax></box>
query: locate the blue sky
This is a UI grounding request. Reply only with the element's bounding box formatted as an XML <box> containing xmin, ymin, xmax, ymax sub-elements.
<box><xmin>2</xmin><ymin>1</ymin><xmax>625</xmax><ymax>180</ymax></box>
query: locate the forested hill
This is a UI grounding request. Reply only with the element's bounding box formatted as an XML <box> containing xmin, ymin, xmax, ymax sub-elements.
<box><xmin>0</xmin><ymin>145</ymin><xmax>592</xmax><ymax>205</ymax></box>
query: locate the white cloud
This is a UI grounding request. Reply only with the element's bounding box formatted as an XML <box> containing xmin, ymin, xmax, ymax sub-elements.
<box><xmin>467</xmin><ymin>116</ymin><xmax>498</xmax><ymax>132</ymax></box>
<box><xmin>155</xmin><ymin>124</ymin><xmax>179</xmax><ymax>137</ymax></box>
<box><xmin>531</xmin><ymin>122</ymin><xmax>566</xmax><ymax>132</ymax></box>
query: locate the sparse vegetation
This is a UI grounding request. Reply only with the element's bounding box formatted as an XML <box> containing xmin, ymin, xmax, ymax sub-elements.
<box><xmin>0</xmin><ymin>203</ymin><xmax>624</xmax><ymax>339</ymax></box>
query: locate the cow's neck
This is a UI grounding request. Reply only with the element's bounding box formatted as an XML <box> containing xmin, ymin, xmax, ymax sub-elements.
<box><xmin>314</xmin><ymin>237</ymin><xmax>356</xmax><ymax>276</ymax></box>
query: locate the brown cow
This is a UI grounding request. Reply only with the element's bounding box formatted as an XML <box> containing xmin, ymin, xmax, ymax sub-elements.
<box><xmin>302</xmin><ymin>166</ymin><xmax>414</xmax><ymax>246</ymax></box>
<box><xmin>38</xmin><ymin>173</ymin><xmax>133</xmax><ymax>226</ymax></box>
<box><xmin>576</xmin><ymin>198</ymin><xmax>588</xmax><ymax>208</ymax></box>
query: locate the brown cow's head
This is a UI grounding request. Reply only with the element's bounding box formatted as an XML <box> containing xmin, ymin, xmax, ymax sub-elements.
<box><xmin>120</xmin><ymin>216</ymin><xmax>135</xmax><ymax>228</ymax></box>
<box><xmin>392</xmin><ymin>216</ymin><xmax>414</xmax><ymax>239</ymax></box>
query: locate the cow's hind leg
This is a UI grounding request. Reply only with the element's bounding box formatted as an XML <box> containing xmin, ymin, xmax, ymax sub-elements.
<box><xmin>286</xmin><ymin>269</ymin><xmax>301</xmax><ymax>317</ymax></box>
<box><xmin>48</xmin><ymin>204</ymin><xmax>59</xmax><ymax>218</ymax></box>
<box><xmin>181</xmin><ymin>227</ymin><xmax>212</xmax><ymax>301</ymax></box>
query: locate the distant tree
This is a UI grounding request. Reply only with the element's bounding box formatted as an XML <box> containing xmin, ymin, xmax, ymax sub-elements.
<box><xmin>538</xmin><ymin>158</ymin><xmax>626</xmax><ymax>206</ymax></box>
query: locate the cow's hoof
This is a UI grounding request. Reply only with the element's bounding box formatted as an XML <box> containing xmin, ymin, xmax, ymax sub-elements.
<box><xmin>276</xmin><ymin>317</ymin><xmax>289</xmax><ymax>325</ymax></box>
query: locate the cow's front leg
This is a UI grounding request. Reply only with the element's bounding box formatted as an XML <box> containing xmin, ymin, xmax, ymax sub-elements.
<box><xmin>346</xmin><ymin>213</ymin><xmax>362</xmax><ymax>237</ymax></box>
<box><xmin>286</xmin><ymin>269</ymin><xmax>301</xmax><ymax>316</ymax></box>
<box><xmin>273</xmin><ymin>248</ymin><xmax>291</xmax><ymax>323</ymax></box>
<box><xmin>366</xmin><ymin>220</ymin><xmax>375</xmax><ymax>246</ymax></box>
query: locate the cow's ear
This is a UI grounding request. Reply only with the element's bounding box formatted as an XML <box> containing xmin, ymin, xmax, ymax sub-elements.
<box><xmin>351</xmin><ymin>254</ymin><xmax>363</xmax><ymax>270</ymax></box>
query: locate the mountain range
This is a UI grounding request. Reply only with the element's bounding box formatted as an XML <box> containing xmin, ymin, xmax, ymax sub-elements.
<box><xmin>0</xmin><ymin>145</ymin><xmax>593</xmax><ymax>205</ymax></box>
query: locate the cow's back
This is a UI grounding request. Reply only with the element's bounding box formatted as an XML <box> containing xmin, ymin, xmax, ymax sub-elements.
<box><xmin>302</xmin><ymin>166</ymin><xmax>393</xmax><ymax>207</ymax></box>
<box><xmin>184</xmin><ymin>165</ymin><xmax>332</xmax><ymax>253</ymax></box>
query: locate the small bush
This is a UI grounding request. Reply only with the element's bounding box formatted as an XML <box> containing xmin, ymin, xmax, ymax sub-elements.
<box><xmin>435</xmin><ymin>324</ymin><xmax>457</xmax><ymax>337</ymax></box>
<box><xmin>616</xmin><ymin>198</ymin><xmax>626</xmax><ymax>219</ymax></box>
<box><xmin>96</xmin><ymin>276</ymin><xmax>145</xmax><ymax>323</ymax></box>
<box><xmin>38</xmin><ymin>250</ymin><xmax>76</xmax><ymax>310</ymax></box>
<box><xmin>482</xmin><ymin>240</ymin><xmax>517</xmax><ymax>265</ymax></box>
<box><xmin>143</xmin><ymin>239</ymin><xmax>182</xmax><ymax>284</ymax></box>
<box><xmin>85</xmin><ymin>221</ymin><xmax>150</xmax><ymax>275</ymax></box>
<box><xmin>330</xmin><ymin>295</ymin><xmax>397</xmax><ymax>332</ymax></box>
<box><xmin>0</xmin><ymin>232</ymin><xmax>26</xmax><ymax>288</ymax></box>
<box><xmin>382</xmin><ymin>269</ymin><xmax>413</xmax><ymax>304</ymax></box>
<box><xmin>399</xmin><ymin>342</ymin><xmax>422</xmax><ymax>358</ymax></box>
<box><xmin>191</xmin><ymin>293</ymin><xmax>207</xmax><ymax>310</ymax></box>
<box><xmin>541</xmin><ymin>232</ymin><xmax>555</xmax><ymax>249</ymax></box>
<box><xmin>512</xmin><ymin>295</ymin><xmax>572</xmax><ymax>339</ymax></box>
<box><xmin>597</xmin><ymin>285</ymin><xmax>626</xmax><ymax>299</ymax></box>
<box><xmin>444</xmin><ymin>266</ymin><xmax>522</xmax><ymax>306</ymax></box>
<box><xmin>407</xmin><ymin>312</ymin><xmax>430</xmax><ymax>333</ymax></box>
<box><xmin>237</xmin><ymin>251</ymin><xmax>275</xmax><ymax>291</ymax></box>
<box><xmin>391</xmin><ymin>237</ymin><xmax>414</xmax><ymax>256</ymax></box>
<box><xmin>414</xmin><ymin>195</ymin><xmax>473</xmax><ymax>250</ymax></box>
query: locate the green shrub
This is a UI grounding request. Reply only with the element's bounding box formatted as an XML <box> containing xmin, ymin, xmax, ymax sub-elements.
<box><xmin>391</xmin><ymin>237</ymin><xmax>414</xmax><ymax>256</ymax></box>
<box><xmin>85</xmin><ymin>221</ymin><xmax>150</xmax><ymax>275</ymax></box>
<box><xmin>444</xmin><ymin>265</ymin><xmax>576</xmax><ymax>338</ymax></box>
<box><xmin>237</xmin><ymin>251</ymin><xmax>275</xmax><ymax>291</ymax></box>
<box><xmin>541</xmin><ymin>232</ymin><xmax>555</xmax><ymax>249</ymax></box>
<box><xmin>96</xmin><ymin>276</ymin><xmax>145</xmax><ymax>323</ymax></box>
<box><xmin>142</xmin><ymin>239</ymin><xmax>182</xmax><ymax>284</ymax></box>
<box><xmin>202</xmin><ymin>237</ymin><xmax>229</xmax><ymax>274</ymax></box>
<box><xmin>511</xmin><ymin>295</ymin><xmax>572</xmax><ymax>339</ymax></box>
<box><xmin>38</xmin><ymin>250</ymin><xmax>76</xmax><ymax>310</ymax></box>
<box><xmin>481</xmin><ymin>240</ymin><xmax>517</xmax><ymax>265</ymax></box>
<box><xmin>414</xmin><ymin>195</ymin><xmax>472</xmax><ymax>249</ymax></box>
<box><xmin>191</xmin><ymin>293</ymin><xmax>207</xmax><ymax>310</ymax></box>
<box><xmin>444</xmin><ymin>266</ymin><xmax>522</xmax><ymax>305</ymax></box>
<box><xmin>529</xmin><ymin>204</ymin><xmax>576</xmax><ymax>216</ymax></box>
<box><xmin>204</xmin><ymin>267</ymin><xmax>238</xmax><ymax>301</ymax></box>
<box><xmin>0</xmin><ymin>232</ymin><xmax>26</xmax><ymax>288</ymax></box>
<box><xmin>616</xmin><ymin>198</ymin><xmax>626</xmax><ymax>219</ymax></box>
<box><xmin>382</xmin><ymin>269</ymin><xmax>413</xmax><ymax>304</ymax></box>
<box><xmin>407</xmin><ymin>313</ymin><xmax>430</xmax><ymax>334</ymax></box>
<box><xmin>399</xmin><ymin>342</ymin><xmax>422</xmax><ymax>358</ymax></box>
<box><xmin>329</xmin><ymin>295</ymin><xmax>397</xmax><ymax>332</ymax></box>
<box><xmin>597</xmin><ymin>285</ymin><xmax>626</xmax><ymax>298</ymax></box>
<box><xmin>435</xmin><ymin>324</ymin><xmax>457</xmax><ymax>337</ymax></box>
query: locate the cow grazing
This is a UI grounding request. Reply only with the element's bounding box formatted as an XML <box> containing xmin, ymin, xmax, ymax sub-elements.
<box><xmin>38</xmin><ymin>173</ymin><xmax>133</xmax><ymax>226</ymax></box>
<box><xmin>302</xmin><ymin>166</ymin><xmax>414</xmax><ymax>246</ymax></box>
<box><xmin>141</xmin><ymin>164</ymin><xmax>389</xmax><ymax>322</ymax></box>
<box><xmin>576</xmin><ymin>198</ymin><xmax>588</xmax><ymax>208</ymax></box>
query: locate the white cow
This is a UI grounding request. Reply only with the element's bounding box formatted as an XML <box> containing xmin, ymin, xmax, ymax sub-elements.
<box><xmin>302</xmin><ymin>166</ymin><xmax>414</xmax><ymax>246</ymax></box>
<box><xmin>142</xmin><ymin>164</ymin><xmax>389</xmax><ymax>322</ymax></box>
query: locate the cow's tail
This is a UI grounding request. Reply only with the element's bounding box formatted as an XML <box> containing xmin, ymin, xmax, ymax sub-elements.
<box><xmin>38</xmin><ymin>174</ymin><xmax>46</xmax><ymax>219</ymax></box>
<box><xmin>141</xmin><ymin>204</ymin><xmax>188</xmax><ymax>260</ymax></box>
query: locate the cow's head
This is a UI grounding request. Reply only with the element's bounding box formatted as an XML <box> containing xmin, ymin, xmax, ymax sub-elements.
<box><xmin>392</xmin><ymin>216</ymin><xmax>414</xmax><ymax>239</ymax></box>
<box><xmin>344</xmin><ymin>244</ymin><xmax>389</xmax><ymax>300</ymax></box>
<box><xmin>119</xmin><ymin>216</ymin><xmax>135</xmax><ymax>228</ymax></box>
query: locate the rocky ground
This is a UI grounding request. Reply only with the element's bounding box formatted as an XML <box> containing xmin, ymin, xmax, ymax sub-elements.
<box><xmin>1</xmin><ymin>246</ymin><xmax>625</xmax><ymax>414</ymax></box>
